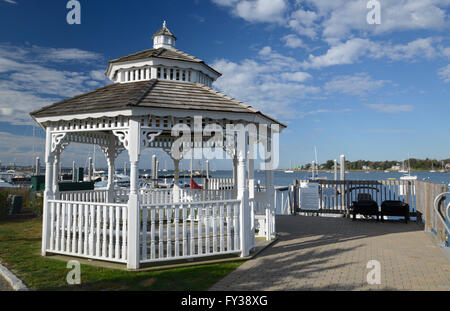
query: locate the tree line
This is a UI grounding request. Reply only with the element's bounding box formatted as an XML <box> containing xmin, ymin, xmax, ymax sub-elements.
<box><xmin>297</xmin><ymin>158</ymin><xmax>450</xmax><ymax>171</ymax></box>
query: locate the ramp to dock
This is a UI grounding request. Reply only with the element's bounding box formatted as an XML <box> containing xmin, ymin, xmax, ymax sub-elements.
<box><xmin>210</xmin><ymin>216</ymin><xmax>450</xmax><ymax>291</ymax></box>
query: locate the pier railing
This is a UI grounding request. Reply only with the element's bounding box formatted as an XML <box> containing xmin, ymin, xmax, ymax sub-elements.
<box><xmin>282</xmin><ymin>179</ymin><xmax>448</xmax><ymax>246</ymax></box>
<box><xmin>292</xmin><ymin>179</ymin><xmax>418</xmax><ymax>215</ymax></box>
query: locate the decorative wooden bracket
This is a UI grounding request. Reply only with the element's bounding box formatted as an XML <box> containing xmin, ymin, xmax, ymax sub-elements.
<box><xmin>142</xmin><ymin>130</ymin><xmax>163</xmax><ymax>147</ymax></box>
<box><xmin>51</xmin><ymin>133</ymin><xmax>68</xmax><ymax>153</ymax></box>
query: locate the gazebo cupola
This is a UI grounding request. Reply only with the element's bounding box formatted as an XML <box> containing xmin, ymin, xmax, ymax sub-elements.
<box><xmin>106</xmin><ymin>21</ymin><xmax>219</xmax><ymax>87</ymax></box>
<box><xmin>152</xmin><ymin>21</ymin><xmax>176</xmax><ymax>49</ymax></box>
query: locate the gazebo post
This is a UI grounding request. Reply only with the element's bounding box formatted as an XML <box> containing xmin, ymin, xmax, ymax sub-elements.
<box><xmin>42</xmin><ymin>127</ymin><xmax>54</xmax><ymax>256</ymax></box>
<box><xmin>127</xmin><ymin>119</ymin><xmax>141</xmax><ymax>269</ymax></box>
<box><xmin>106</xmin><ymin>138</ymin><xmax>117</xmax><ymax>203</ymax></box>
<box><xmin>237</xmin><ymin>130</ymin><xmax>250</xmax><ymax>257</ymax></box>
<box><xmin>264</xmin><ymin>134</ymin><xmax>275</xmax><ymax>240</ymax></box>
<box><xmin>52</xmin><ymin>148</ymin><xmax>61</xmax><ymax>195</ymax></box>
<box><xmin>248</xmin><ymin>156</ymin><xmax>255</xmax><ymax>251</ymax></box>
<box><xmin>172</xmin><ymin>158</ymin><xmax>180</xmax><ymax>202</ymax></box>
<box><xmin>232</xmin><ymin>154</ymin><xmax>238</xmax><ymax>199</ymax></box>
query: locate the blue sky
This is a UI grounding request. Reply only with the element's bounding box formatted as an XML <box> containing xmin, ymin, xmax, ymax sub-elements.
<box><xmin>0</xmin><ymin>0</ymin><xmax>450</xmax><ymax>169</ymax></box>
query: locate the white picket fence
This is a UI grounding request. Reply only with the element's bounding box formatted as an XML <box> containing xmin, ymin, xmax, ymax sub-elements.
<box><xmin>179</xmin><ymin>188</ymin><xmax>233</xmax><ymax>202</ymax></box>
<box><xmin>140</xmin><ymin>188</ymin><xmax>173</xmax><ymax>205</ymax></box>
<box><xmin>46</xmin><ymin>200</ymin><xmax>128</xmax><ymax>263</ymax></box>
<box><xmin>207</xmin><ymin>178</ymin><xmax>234</xmax><ymax>190</ymax></box>
<box><xmin>58</xmin><ymin>189</ymin><xmax>108</xmax><ymax>203</ymax></box>
<box><xmin>139</xmin><ymin>199</ymin><xmax>241</xmax><ymax>263</ymax></box>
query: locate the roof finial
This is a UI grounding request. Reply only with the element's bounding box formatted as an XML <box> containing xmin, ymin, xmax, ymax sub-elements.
<box><xmin>163</xmin><ymin>20</ymin><xmax>166</xmax><ymax>28</ymax></box>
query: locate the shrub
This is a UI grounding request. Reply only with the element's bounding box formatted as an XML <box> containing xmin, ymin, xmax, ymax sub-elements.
<box><xmin>30</xmin><ymin>193</ymin><xmax>44</xmax><ymax>216</ymax></box>
<box><xmin>0</xmin><ymin>190</ymin><xmax>12</xmax><ymax>219</ymax></box>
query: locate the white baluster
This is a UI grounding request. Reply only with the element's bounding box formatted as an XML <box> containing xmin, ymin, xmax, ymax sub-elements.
<box><xmin>96</xmin><ymin>206</ymin><xmax>101</xmax><ymax>257</ymax></box>
<box><xmin>174</xmin><ymin>205</ymin><xmax>179</xmax><ymax>257</ymax></box>
<box><xmin>84</xmin><ymin>205</ymin><xmax>89</xmax><ymax>255</ymax></box>
<box><xmin>142</xmin><ymin>207</ymin><xmax>147</xmax><ymax>260</ymax></box>
<box><xmin>198</xmin><ymin>205</ymin><xmax>203</xmax><ymax>255</ymax></box>
<box><xmin>190</xmin><ymin>204</ymin><xmax>194</xmax><ymax>255</ymax></box>
<box><xmin>78</xmin><ymin>204</ymin><xmax>83</xmax><ymax>254</ymax></box>
<box><xmin>122</xmin><ymin>206</ymin><xmax>127</xmax><ymax>260</ymax></box>
<box><xmin>115</xmin><ymin>207</ymin><xmax>120</xmax><ymax>259</ymax></box>
<box><xmin>167</xmin><ymin>207</ymin><xmax>172</xmax><ymax>258</ymax></box>
<box><xmin>109</xmin><ymin>205</ymin><xmax>114</xmax><ymax>258</ymax></box>
<box><xmin>71</xmin><ymin>203</ymin><xmax>77</xmax><ymax>253</ymax></box>
<box><xmin>212</xmin><ymin>202</ymin><xmax>217</xmax><ymax>253</ymax></box>
<box><xmin>151</xmin><ymin>207</ymin><xmax>155</xmax><ymax>260</ymax></box>
<box><xmin>226</xmin><ymin>204</ymin><xmax>231</xmax><ymax>251</ymax></box>
<box><xmin>219</xmin><ymin>203</ymin><xmax>224</xmax><ymax>253</ymax></box>
<box><xmin>159</xmin><ymin>206</ymin><xmax>164</xmax><ymax>258</ymax></box>
<box><xmin>66</xmin><ymin>203</ymin><xmax>72</xmax><ymax>252</ymax></box>
<box><xmin>102</xmin><ymin>206</ymin><xmax>107</xmax><ymax>258</ymax></box>
<box><xmin>50</xmin><ymin>201</ymin><xmax>55</xmax><ymax>251</ymax></box>
<box><xmin>55</xmin><ymin>202</ymin><xmax>61</xmax><ymax>251</ymax></box>
<box><xmin>234</xmin><ymin>202</ymin><xmax>239</xmax><ymax>251</ymax></box>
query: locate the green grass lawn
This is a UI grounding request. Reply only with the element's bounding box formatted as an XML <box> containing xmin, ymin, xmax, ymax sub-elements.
<box><xmin>0</xmin><ymin>216</ymin><xmax>242</xmax><ymax>290</ymax></box>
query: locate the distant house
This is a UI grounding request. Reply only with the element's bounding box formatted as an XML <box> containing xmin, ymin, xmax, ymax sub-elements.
<box><xmin>391</xmin><ymin>164</ymin><xmax>401</xmax><ymax>171</ymax></box>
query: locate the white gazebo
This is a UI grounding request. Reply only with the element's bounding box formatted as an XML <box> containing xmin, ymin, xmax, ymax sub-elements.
<box><xmin>31</xmin><ymin>22</ymin><xmax>286</xmax><ymax>269</ymax></box>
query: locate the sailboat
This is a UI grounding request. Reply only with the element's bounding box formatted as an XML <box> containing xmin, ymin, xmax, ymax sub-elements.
<box><xmin>284</xmin><ymin>160</ymin><xmax>294</xmax><ymax>173</ymax></box>
<box><xmin>439</xmin><ymin>161</ymin><xmax>446</xmax><ymax>173</ymax></box>
<box><xmin>398</xmin><ymin>160</ymin><xmax>408</xmax><ymax>173</ymax></box>
<box><xmin>429</xmin><ymin>162</ymin><xmax>436</xmax><ymax>173</ymax></box>
<box><xmin>400</xmin><ymin>157</ymin><xmax>417</xmax><ymax>181</ymax></box>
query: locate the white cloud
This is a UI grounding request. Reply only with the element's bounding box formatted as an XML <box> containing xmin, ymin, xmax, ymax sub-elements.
<box><xmin>281</xmin><ymin>71</ymin><xmax>312</xmax><ymax>82</ymax></box>
<box><xmin>288</xmin><ymin>9</ymin><xmax>319</xmax><ymax>38</ymax></box>
<box><xmin>0</xmin><ymin>132</ymin><xmax>45</xmax><ymax>166</ymax></box>
<box><xmin>213</xmin><ymin>0</ymin><xmax>450</xmax><ymax>43</ymax></box>
<box><xmin>303</xmin><ymin>37</ymin><xmax>440</xmax><ymax>68</ymax></box>
<box><xmin>438</xmin><ymin>64</ymin><xmax>450</xmax><ymax>82</ymax></box>
<box><xmin>298</xmin><ymin>108</ymin><xmax>351</xmax><ymax>118</ymax></box>
<box><xmin>366</xmin><ymin>103</ymin><xmax>414</xmax><ymax>113</ymax></box>
<box><xmin>0</xmin><ymin>44</ymin><xmax>108</xmax><ymax>125</ymax></box>
<box><xmin>303</xmin><ymin>0</ymin><xmax>450</xmax><ymax>42</ymax></box>
<box><xmin>325</xmin><ymin>73</ymin><xmax>388</xmax><ymax>96</ymax></box>
<box><xmin>281</xmin><ymin>34</ymin><xmax>306</xmax><ymax>49</ymax></box>
<box><xmin>212</xmin><ymin>0</ymin><xmax>287</xmax><ymax>23</ymax></box>
<box><xmin>303</xmin><ymin>38</ymin><xmax>374</xmax><ymax>68</ymax></box>
<box><xmin>212</xmin><ymin>46</ymin><xmax>320</xmax><ymax>119</ymax></box>
<box><xmin>4</xmin><ymin>0</ymin><xmax>17</xmax><ymax>4</ymax></box>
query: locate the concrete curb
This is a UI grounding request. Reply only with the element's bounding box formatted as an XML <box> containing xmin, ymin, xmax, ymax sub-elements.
<box><xmin>0</xmin><ymin>263</ymin><xmax>28</xmax><ymax>291</ymax></box>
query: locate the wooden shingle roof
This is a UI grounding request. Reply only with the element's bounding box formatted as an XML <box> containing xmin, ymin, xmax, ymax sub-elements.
<box><xmin>108</xmin><ymin>48</ymin><xmax>221</xmax><ymax>76</ymax></box>
<box><xmin>30</xmin><ymin>80</ymin><xmax>285</xmax><ymax>127</ymax></box>
<box><xmin>109</xmin><ymin>48</ymin><xmax>200</xmax><ymax>64</ymax></box>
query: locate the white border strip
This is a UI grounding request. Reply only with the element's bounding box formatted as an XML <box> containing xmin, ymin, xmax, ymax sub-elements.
<box><xmin>0</xmin><ymin>263</ymin><xmax>28</xmax><ymax>291</ymax></box>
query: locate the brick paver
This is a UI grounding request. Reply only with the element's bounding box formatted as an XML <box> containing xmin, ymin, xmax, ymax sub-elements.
<box><xmin>210</xmin><ymin>216</ymin><xmax>450</xmax><ymax>291</ymax></box>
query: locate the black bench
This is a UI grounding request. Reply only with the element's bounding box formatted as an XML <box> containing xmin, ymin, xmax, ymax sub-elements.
<box><xmin>352</xmin><ymin>193</ymin><xmax>379</xmax><ymax>221</ymax></box>
<box><xmin>380</xmin><ymin>200</ymin><xmax>409</xmax><ymax>223</ymax></box>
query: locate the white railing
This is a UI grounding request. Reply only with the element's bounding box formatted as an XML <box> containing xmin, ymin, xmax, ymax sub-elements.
<box><xmin>139</xmin><ymin>199</ymin><xmax>241</xmax><ymax>263</ymax></box>
<box><xmin>275</xmin><ymin>186</ymin><xmax>292</xmax><ymax>215</ymax></box>
<box><xmin>58</xmin><ymin>189</ymin><xmax>108</xmax><ymax>203</ymax></box>
<box><xmin>46</xmin><ymin>200</ymin><xmax>128</xmax><ymax>263</ymax></box>
<box><xmin>179</xmin><ymin>188</ymin><xmax>234</xmax><ymax>202</ymax></box>
<box><xmin>207</xmin><ymin>178</ymin><xmax>234</xmax><ymax>190</ymax></box>
<box><xmin>115</xmin><ymin>188</ymin><xmax>129</xmax><ymax>204</ymax></box>
<box><xmin>140</xmin><ymin>188</ymin><xmax>172</xmax><ymax>205</ymax></box>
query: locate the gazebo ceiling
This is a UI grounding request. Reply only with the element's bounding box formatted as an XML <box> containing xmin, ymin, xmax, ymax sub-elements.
<box><xmin>30</xmin><ymin>79</ymin><xmax>286</xmax><ymax>128</ymax></box>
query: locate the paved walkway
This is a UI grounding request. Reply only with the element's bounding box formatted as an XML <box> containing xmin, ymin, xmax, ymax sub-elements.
<box><xmin>210</xmin><ymin>216</ymin><xmax>450</xmax><ymax>291</ymax></box>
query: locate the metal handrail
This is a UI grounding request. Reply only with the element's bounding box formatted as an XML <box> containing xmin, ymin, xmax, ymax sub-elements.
<box><xmin>433</xmin><ymin>192</ymin><xmax>450</xmax><ymax>233</ymax></box>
